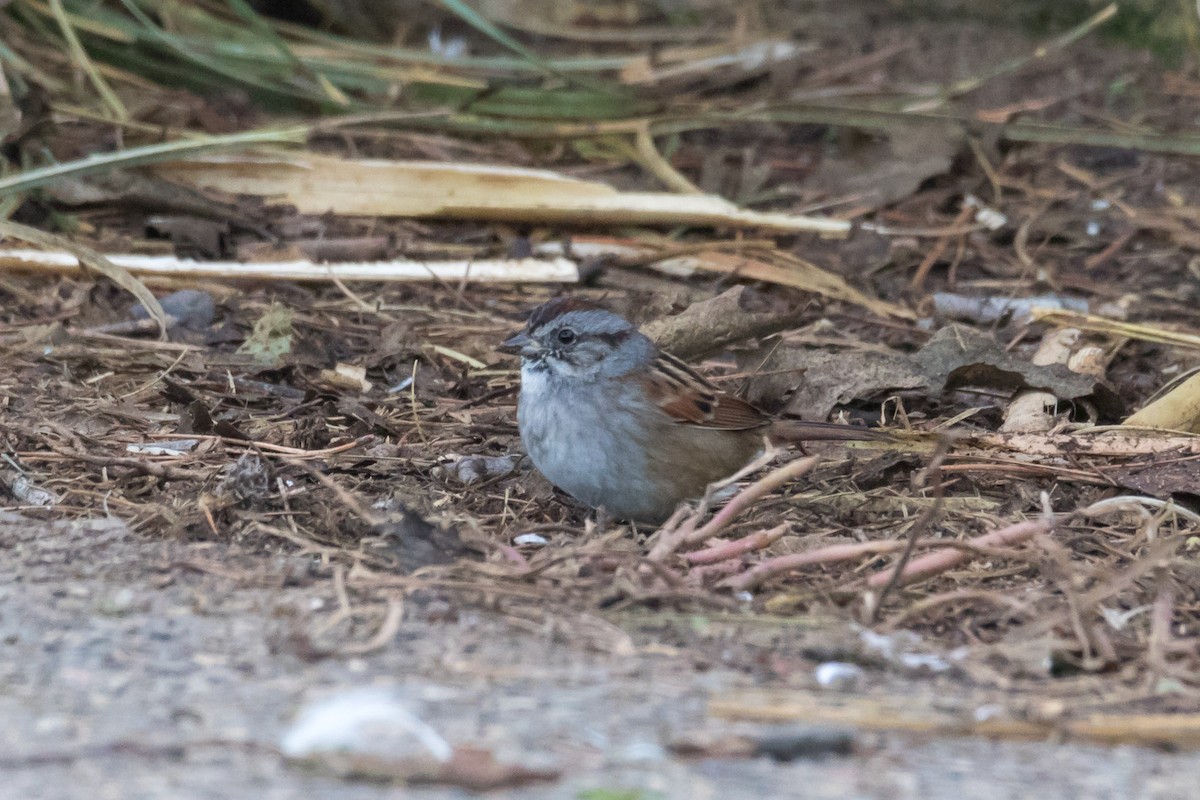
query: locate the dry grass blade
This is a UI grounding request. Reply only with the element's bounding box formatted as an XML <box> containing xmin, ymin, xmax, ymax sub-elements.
<box><xmin>683</xmin><ymin>524</ymin><xmax>788</xmax><ymax>566</ymax></box>
<box><xmin>0</xmin><ymin>126</ymin><xmax>308</xmax><ymax>198</ymax></box>
<box><xmin>1123</xmin><ymin>372</ymin><xmax>1200</xmax><ymax>431</ymax></box>
<box><xmin>0</xmin><ymin>219</ymin><xmax>165</xmax><ymax>335</ymax></box>
<box><xmin>648</xmin><ymin>454</ymin><xmax>823</xmax><ymax>567</ymax></box>
<box><xmin>868</xmin><ymin>437</ymin><xmax>951</xmax><ymax>620</ymax></box>
<box><xmin>644</xmin><ymin>247</ymin><xmax>911</xmax><ymax>320</ymax></box>
<box><xmin>710</xmin><ymin>690</ymin><xmax>1200</xmax><ymax>747</ymax></box>
<box><xmin>684</xmin><ymin>455</ymin><xmax>822</xmax><ymax>547</ymax></box>
<box><xmin>926</xmin><ymin>3</ymin><xmax>1118</xmax><ymax>107</ymax></box>
<box><xmin>548</xmin><ymin>239</ymin><xmax>909</xmax><ymax>320</ymax></box>
<box><xmin>1033</xmin><ymin>309</ymin><xmax>1200</xmax><ymax>350</ymax></box>
<box><xmin>152</xmin><ymin>155</ymin><xmax>851</xmax><ymax>233</ymax></box>
<box><xmin>0</xmin><ymin>248</ymin><xmax>579</xmax><ymax>283</ymax></box>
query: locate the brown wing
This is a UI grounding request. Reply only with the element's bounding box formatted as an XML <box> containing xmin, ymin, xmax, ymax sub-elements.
<box><xmin>639</xmin><ymin>352</ymin><xmax>771</xmax><ymax>431</ymax></box>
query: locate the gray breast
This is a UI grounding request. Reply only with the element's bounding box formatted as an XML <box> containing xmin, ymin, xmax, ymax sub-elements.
<box><xmin>516</xmin><ymin>367</ymin><xmax>664</xmax><ymax>519</ymax></box>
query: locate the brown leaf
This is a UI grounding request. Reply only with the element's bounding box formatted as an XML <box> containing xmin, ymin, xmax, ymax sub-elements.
<box><xmin>806</xmin><ymin>122</ymin><xmax>965</xmax><ymax>209</ymax></box>
<box><xmin>915</xmin><ymin>325</ymin><xmax>1124</xmax><ymax>418</ymax></box>
<box><xmin>1106</xmin><ymin>457</ymin><xmax>1200</xmax><ymax>499</ymax></box>
<box><xmin>642</xmin><ymin>286</ymin><xmax>806</xmax><ymax>360</ymax></box>
<box><xmin>742</xmin><ymin>347</ymin><xmax>926</xmax><ymax>419</ymax></box>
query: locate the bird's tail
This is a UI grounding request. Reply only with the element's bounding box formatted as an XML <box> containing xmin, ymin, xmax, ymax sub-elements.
<box><xmin>768</xmin><ymin>419</ymin><xmax>895</xmax><ymax>444</ymax></box>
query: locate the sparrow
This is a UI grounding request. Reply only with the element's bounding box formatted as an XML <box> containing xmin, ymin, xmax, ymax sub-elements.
<box><xmin>498</xmin><ymin>297</ymin><xmax>884</xmax><ymax>522</ymax></box>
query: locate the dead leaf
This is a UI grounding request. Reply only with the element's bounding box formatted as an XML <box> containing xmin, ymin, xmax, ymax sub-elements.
<box><xmin>1106</xmin><ymin>456</ymin><xmax>1200</xmax><ymax>499</ymax></box>
<box><xmin>317</xmin><ymin>363</ymin><xmax>372</xmax><ymax>393</ymax></box>
<box><xmin>807</xmin><ymin>122</ymin><xmax>965</xmax><ymax>209</ymax></box>
<box><xmin>131</xmin><ymin>289</ymin><xmax>216</xmax><ymax>330</ymax></box>
<box><xmin>236</xmin><ymin>303</ymin><xmax>293</xmax><ymax>366</ymax></box>
<box><xmin>915</xmin><ymin>325</ymin><xmax>1123</xmax><ymax>418</ymax></box>
<box><xmin>145</xmin><ymin>216</ymin><xmax>229</xmax><ymax>259</ymax></box>
<box><xmin>444</xmin><ymin>454</ymin><xmax>520</xmax><ymax>486</ymax></box>
<box><xmin>741</xmin><ymin>323</ymin><xmax>1124</xmax><ymax>421</ymax></box>
<box><xmin>742</xmin><ymin>347</ymin><xmax>926</xmax><ymax>419</ymax></box>
<box><xmin>642</xmin><ymin>286</ymin><xmax>807</xmax><ymax>360</ymax></box>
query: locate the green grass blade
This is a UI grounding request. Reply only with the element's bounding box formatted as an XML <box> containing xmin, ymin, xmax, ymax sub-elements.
<box><xmin>436</xmin><ymin>0</ymin><xmax>558</xmax><ymax>77</ymax></box>
<box><xmin>48</xmin><ymin>0</ymin><xmax>127</xmax><ymax>119</ymax></box>
<box><xmin>221</xmin><ymin>0</ymin><xmax>350</xmax><ymax>105</ymax></box>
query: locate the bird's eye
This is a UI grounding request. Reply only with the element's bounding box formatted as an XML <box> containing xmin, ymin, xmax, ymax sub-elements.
<box><xmin>556</xmin><ymin>327</ymin><xmax>577</xmax><ymax>345</ymax></box>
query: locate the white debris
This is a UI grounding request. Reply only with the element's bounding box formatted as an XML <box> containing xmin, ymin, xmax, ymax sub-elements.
<box><xmin>428</xmin><ymin>26</ymin><xmax>468</xmax><ymax>59</ymax></box>
<box><xmin>859</xmin><ymin>629</ymin><xmax>963</xmax><ymax>674</ymax></box>
<box><xmin>974</xmin><ymin>704</ymin><xmax>1005</xmax><ymax>722</ymax></box>
<box><xmin>1101</xmin><ymin>604</ymin><xmax>1150</xmax><ymax>631</ymax></box>
<box><xmin>814</xmin><ymin>661</ymin><xmax>865</xmax><ymax>690</ymax></box>
<box><xmin>3</xmin><ymin>472</ymin><xmax>57</xmax><ymax>507</ymax></box>
<box><xmin>932</xmin><ymin>292</ymin><xmax>1088</xmax><ymax>325</ymax></box>
<box><xmin>964</xmin><ymin>194</ymin><xmax>1008</xmax><ymax>230</ymax></box>
<box><xmin>281</xmin><ymin>687</ymin><xmax>452</xmax><ymax>761</ymax></box>
<box><xmin>126</xmin><ymin>439</ymin><xmax>199</xmax><ymax>456</ymax></box>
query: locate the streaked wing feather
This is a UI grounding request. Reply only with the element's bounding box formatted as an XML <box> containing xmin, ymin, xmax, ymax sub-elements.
<box><xmin>642</xmin><ymin>352</ymin><xmax>770</xmax><ymax>431</ymax></box>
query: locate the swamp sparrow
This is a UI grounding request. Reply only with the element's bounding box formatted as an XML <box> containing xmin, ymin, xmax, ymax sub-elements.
<box><xmin>499</xmin><ymin>298</ymin><xmax>885</xmax><ymax>522</ymax></box>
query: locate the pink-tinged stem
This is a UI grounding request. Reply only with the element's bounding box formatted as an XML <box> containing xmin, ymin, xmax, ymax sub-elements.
<box><xmin>865</xmin><ymin>517</ymin><xmax>1053</xmax><ymax>589</ymax></box>
<box><xmin>688</xmin><ymin>559</ymin><xmax>745</xmax><ymax>583</ymax></box>
<box><xmin>727</xmin><ymin>540</ymin><xmax>906</xmax><ymax>591</ymax></box>
<box><xmin>685</xmin><ymin>455</ymin><xmax>820</xmax><ymax>546</ymax></box>
<box><xmin>645</xmin><ymin>505</ymin><xmax>699</xmax><ymax>562</ymax></box>
<box><xmin>495</xmin><ymin>543</ymin><xmax>530</xmax><ymax>568</ymax></box>
<box><xmin>685</xmin><ymin>524</ymin><xmax>788</xmax><ymax>565</ymax></box>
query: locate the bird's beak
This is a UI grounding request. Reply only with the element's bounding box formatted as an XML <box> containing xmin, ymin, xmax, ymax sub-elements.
<box><xmin>497</xmin><ymin>331</ymin><xmax>537</xmax><ymax>356</ymax></box>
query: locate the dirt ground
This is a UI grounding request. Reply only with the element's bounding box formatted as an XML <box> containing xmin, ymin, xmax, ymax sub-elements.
<box><xmin>4</xmin><ymin>510</ymin><xmax>1199</xmax><ymax>800</ymax></box>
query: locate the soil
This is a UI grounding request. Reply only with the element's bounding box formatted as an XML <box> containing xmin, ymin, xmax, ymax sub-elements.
<box><xmin>4</xmin><ymin>511</ymin><xmax>1199</xmax><ymax>800</ymax></box>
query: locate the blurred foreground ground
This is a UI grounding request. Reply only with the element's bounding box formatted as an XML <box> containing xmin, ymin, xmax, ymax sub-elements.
<box><xmin>3</xmin><ymin>512</ymin><xmax>1197</xmax><ymax>799</ymax></box>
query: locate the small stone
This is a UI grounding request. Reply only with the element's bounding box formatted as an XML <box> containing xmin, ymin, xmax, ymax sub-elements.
<box><xmin>132</xmin><ymin>289</ymin><xmax>216</xmax><ymax>330</ymax></box>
